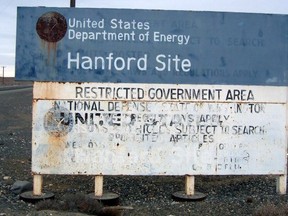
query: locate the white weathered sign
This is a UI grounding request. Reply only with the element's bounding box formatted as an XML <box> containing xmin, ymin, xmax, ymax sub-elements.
<box><xmin>16</xmin><ymin>7</ymin><xmax>288</xmax><ymax>195</ymax></box>
<box><xmin>32</xmin><ymin>82</ymin><xmax>287</xmax><ymax>175</ymax></box>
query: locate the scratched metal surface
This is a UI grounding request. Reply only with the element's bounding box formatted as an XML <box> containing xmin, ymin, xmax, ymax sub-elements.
<box><xmin>31</xmin><ymin>83</ymin><xmax>287</xmax><ymax>175</ymax></box>
<box><xmin>16</xmin><ymin>7</ymin><xmax>288</xmax><ymax>86</ymax></box>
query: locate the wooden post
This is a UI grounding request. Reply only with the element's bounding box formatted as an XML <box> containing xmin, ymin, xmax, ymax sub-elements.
<box><xmin>172</xmin><ymin>175</ymin><xmax>206</xmax><ymax>200</ymax></box>
<box><xmin>276</xmin><ymin>175</ymin><xmax>287</xmax><ymax>194</ymax></box>
<box><xmin>33</xmin><ymin>174</ymin><xmax>43</xmax><ymax>196</ymax></box>
<box><xmin>185</xmin><ymin>175</ymin><xmax>195</xmax><ymax>196</ymax></box>
<box><xmin>88</xmin><ymin>175</ymin><xmax>119</xmax><ymax>203</ymax></box>
<box><xmin>279</xmin><ymin>89</ymin><xmax>288</xmax><ymax>194</ymax></box>
<box><xmin>95</xmin><ymin>175</ymin><xmax>104</xmax><ymax>196</ymax></box>
<box><xmin>20</xmin><ymin>174</ymin><xmax>54</xmax><ymax>201</ymax></box>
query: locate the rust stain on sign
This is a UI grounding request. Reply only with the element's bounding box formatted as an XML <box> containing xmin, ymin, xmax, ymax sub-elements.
<box><xmin>36</xmin><ymin>11</ymin><xmax>67</xmax><ymax>65</ymax></box>
<box><xmin>40</xmin><ymin>40</ymin><xmax>57</xmax><ymax>65</ymax></box>
<box><xmin>37</xmin><ymin>102</ymin><xmax>73</xmax><ymax>169</ymax></box>
<box><xmin>31</xmin><ymin>83</ymin><xmax>287</xmax><ymax>175</ymax></box>
<box><xmin>40</xmin><ymin>135</ymin><xmax>67</xmax><ymax>169</ymax></box>
<box><xmin>36</xmin><ymin>11</ymin><xmax>67</xmax><ymax>43</ymax></box>
<box><xmin>43</xmin><ymin>104</ymin><xmax>73</xmax><ymax>137</ymax></box>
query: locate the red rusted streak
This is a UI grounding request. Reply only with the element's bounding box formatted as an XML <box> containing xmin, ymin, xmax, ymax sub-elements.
<box><xmin>41</xmin><ymin>40</ymin><xmax>57</xmax><ymax>66</ymax></box>
<box><xmin>39</xmin><ymin>135</ymin><xmax>67</xmax><ymax>169</ymax></box>
<box><xmin>34</xmin><ymin>82</ymin><xmax>60</xmax><ymax>100</ymax></box>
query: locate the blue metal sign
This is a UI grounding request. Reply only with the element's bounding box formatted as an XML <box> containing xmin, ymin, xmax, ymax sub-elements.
<box><xmin>16</xmin><ymin>7</ymin><xmax>288</xmax><ymax>86</ymax></box>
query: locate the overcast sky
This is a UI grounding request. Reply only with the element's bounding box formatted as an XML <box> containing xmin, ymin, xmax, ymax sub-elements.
<box><xmin>1</xmin><ymin>0</ymin><xmax>288</xmax><ymax>77</ymax></box>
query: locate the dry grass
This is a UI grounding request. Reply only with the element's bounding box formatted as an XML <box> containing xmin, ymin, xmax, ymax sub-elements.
<box><xmin>254</xmin><ymin>203</ymin><xmax>288</xmax><ymax>216</ymax></box>
<box><xmin>36</xmin><ymin>193</ymin><xmax>132</xmax><ymax>216</ymax></box>
<box><xmin>36</xmin><ymin>193</ymin><xmax>103</xmax><ymax>214</ymax></box>
<box><xmin>0</xmin><ymin>77</ymin><xmax>32</xmax><ymax>86</ymax></box>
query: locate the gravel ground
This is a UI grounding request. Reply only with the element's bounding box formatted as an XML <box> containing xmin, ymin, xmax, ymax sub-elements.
<box><xmin>0</xmin><ymin>87</ymin><xmax>288</xmax><ymax>216</ymax></box>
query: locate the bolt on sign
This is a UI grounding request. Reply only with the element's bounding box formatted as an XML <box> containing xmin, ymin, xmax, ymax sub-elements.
<box><xmin>16</xmin><ymin>8</ymin><xmax>287</xmax><ymax>185</ymax></box>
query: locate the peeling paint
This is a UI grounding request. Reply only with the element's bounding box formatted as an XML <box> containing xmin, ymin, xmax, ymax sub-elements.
<box><xmin>31</xmin><ymin>83</ymin><xmax>287</xmax><ymax>175</ymax></box>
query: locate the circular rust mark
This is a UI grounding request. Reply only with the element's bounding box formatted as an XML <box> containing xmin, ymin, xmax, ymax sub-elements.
<box><xmin>36</xmin><ymin>11</ymin><xmax>67</xmax><ymax>42</ymax></box>
<box><xmin>44</xmin><ymin>106</ymin><xmax>73</xmax><ymax>137</ymax></box>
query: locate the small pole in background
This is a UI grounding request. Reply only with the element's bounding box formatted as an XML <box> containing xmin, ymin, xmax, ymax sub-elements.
<box><xmin>1</xmin><ymin>66</ymin><xmax>5</xmax><ymax>85</ymax></box>
<box><xmin>70</xmin><ymin>0</ymin><xmax>76</xmax><ymax>7</ymax></box>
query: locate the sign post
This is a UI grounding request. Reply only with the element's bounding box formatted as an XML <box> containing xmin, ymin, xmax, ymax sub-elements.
<box><xmin>95</xmin><ymin>175</ymin><xmax>103</xmax><ymax>197</ymax></box>
<box><xmin>33</xmin><ymin>175</ymin><xmax>42</xmax><ymax>196</ymax></box>
<box><xmin>16</xmin><ymin>7</ymin><xmax>288</xmax><ymax>201</ymax></box>
<box><xmin>70</xmin><ymin>0</ymin><xmax>75</xmax><ymax>8</ymax></box>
